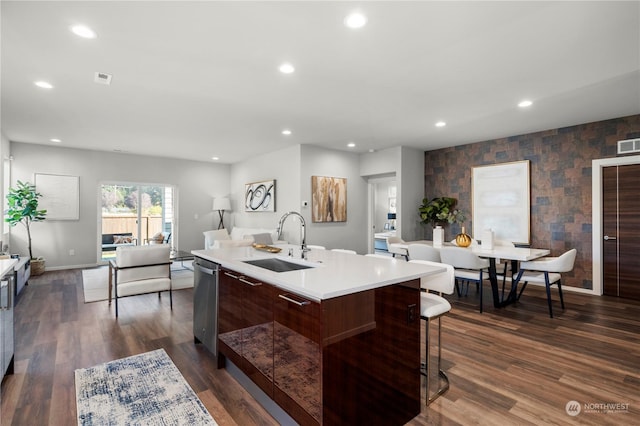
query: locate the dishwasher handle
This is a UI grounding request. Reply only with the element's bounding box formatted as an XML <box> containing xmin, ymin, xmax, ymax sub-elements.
<box><xmin>194</xmin><ymin>259</ymin><xmax>218</xmax><ymax>275</ymax></box>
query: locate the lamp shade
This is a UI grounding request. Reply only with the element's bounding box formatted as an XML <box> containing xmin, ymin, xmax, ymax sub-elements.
<box><xmin>387</xmin><ymin>213</ymin><xmax>396</xmax><ymax>220</ymax></box>
<box><xmin>213</xmin><ymin>197</ymin><xmax>231</xmax><ymax>211</ymax></box>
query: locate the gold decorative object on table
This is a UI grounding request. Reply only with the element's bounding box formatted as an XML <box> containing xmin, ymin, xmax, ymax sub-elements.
<box><xmin>252</xmin><ymin>243</ymin><xmax>282</xmax><ymax>253</ymax></box>
<box><xmin>455</xmin><ymin>226</ymin><xmax>472</xmax><ymax>248</ymax></box>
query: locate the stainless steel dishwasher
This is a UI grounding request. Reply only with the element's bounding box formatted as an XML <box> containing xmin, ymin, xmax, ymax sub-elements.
<box><xmin>193</xmin><ymin>256</ymin><xmax>219</xmax><ymax>354</ymax></box>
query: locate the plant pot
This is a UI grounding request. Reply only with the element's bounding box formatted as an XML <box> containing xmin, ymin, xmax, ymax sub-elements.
<box><xmin>31</xmin><ymin>258</ymin><xmax>46</xmax><ymax>276</ymax></box>
<box><xmin>455</xmin><ymin>227</ymin><xmax>472</xmax><ymax>248</ymax></box>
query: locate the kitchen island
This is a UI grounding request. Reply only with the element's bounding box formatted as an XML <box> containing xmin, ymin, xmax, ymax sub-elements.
<box><xmin>192</xmin><ymin>245</ymin><xmax>444</xmax><ymax>425</ymax></box>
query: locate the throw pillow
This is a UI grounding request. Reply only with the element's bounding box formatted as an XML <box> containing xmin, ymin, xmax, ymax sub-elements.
<box><xmin>151</xmin><ymin>232</ymin><xmax>165</xmax><ymax>243</ymax></box>
<box><xmin>113</xmin><ymin>235</ymin><xmax>133</xmax><ymax>244</ymax></box>
<box><xmin>250</xmin><ymin>233</ymin><xmax>273</xmax><ymax>245</ymax></box>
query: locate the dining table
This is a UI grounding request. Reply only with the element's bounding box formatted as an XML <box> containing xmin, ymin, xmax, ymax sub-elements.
<box><xmin>394</xmin><ymin>240</ymin><xmax>550</xmax><ymax>308</ymax></box>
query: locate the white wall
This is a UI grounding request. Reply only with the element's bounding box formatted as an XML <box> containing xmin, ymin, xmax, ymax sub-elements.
<box><xmin>9</xmin><ymin>142</ymin><xmax>229</xmax><ymax>269</ymax></box>
<box><xmin>359</xmin><ymin>146</ymin><xmax>425</xmax><ymax>243</ymax></box>
<box><xmin>399</xmin><ymin>146</ymin><xmax>426</xmax><ymax>241</ymax></box>
<box><xmin>301</xmin><ymin>145</ymin><xmax>367</xmax><ymax>253</ymax></box>
<box><xmin>229</xmin><ymin>145</ymin><xmax>301</xmax><ymax>235</ymax></box>
<box><xmin>229</xmin><ymin>144</ymin><xmax>368</xmax><ymax>253</ymax></box>
<box><xmin>1</xmin><ymin>132</ymin><xmax>11</xmax><ymax>249</ymax></box>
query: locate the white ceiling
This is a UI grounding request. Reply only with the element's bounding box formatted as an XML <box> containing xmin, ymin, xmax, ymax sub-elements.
<box><xmin>2</xmin><ymin>1</ymin><xmax>639</xmax><ymax>164</ymax></box>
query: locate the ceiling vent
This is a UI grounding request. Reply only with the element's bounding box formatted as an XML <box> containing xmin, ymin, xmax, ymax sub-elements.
<box><xmin>94</xmin><ymin>72</ymin><xmax>112</xmax><ymax>85</ymax></box>
<box><xmin>617</xmin><ymin>138</ymin><xmax>640</xmax><ymax>155</ymax></box>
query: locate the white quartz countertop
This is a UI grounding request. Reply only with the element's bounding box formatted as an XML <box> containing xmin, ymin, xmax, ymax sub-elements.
<box><xmin>191</xmin><ymin>245</ymin><xmax>444</xmax><ymax>301</ymax></box>
<box><xmin>0</xmin><ymin>258</ymin><xmax>19</xmax><ymax>277</ymax></box>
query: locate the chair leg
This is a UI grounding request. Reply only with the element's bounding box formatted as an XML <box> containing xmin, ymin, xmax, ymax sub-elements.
<box><xmin>479</xmin><ymin>278</ymin><xmax>483</xmax><ymax>313</ymax></box>
<box><xmin>169</xmin><ymin>289</ymin><xmax>173</xmax><ymax>310</ymax></box>
<box><xmin>544</xmin><ymin>272</ymin><xmax>554</xmax><ymax>318</ymax></box>
<box><xmin>557</xmin><ymin>279</ymin><xmax>565</xmax><ymax>309</ymax></box>
<box><xmin>115</xmin><ymin>293</ymin><xmax>119</xmax><ymax>317</ymax></box>
<box><xmin>423</xmin><ymin>316</ymin><xmax>450</xmax><ymax>405</ymax></box>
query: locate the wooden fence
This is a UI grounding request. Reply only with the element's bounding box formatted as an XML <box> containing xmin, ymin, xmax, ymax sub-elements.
<box><xmin>102</xmin><ymin>215</ymin><xmax>164</xmax><ymax>243</ymax></box>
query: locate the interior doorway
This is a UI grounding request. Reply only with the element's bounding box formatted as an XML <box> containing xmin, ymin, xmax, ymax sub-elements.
<box><xmin>367</xmin><ymin>175</ymin><xmax>397</xmax><ymax>254</ymax></box>
<box><xmin>99</xmin><ymin>183</ymin><xmax>176</xmax><ymax>261</ymax></box>
<box><xmin>592</xmin><ymin>154</ymin><xmax>640</xmax><ymax>296</ymax></box>
<box><xmin>602</xmin><ymin>164</ymin><xmax>640</xmax><ymax>299</ymax></box>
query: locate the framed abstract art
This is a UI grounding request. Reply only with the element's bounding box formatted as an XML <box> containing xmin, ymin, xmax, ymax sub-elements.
<box><xmin>311</xmin><ymin>176</ymin><xmax>347</xmax><ymax>222</ymax></box>
<box><xmin>245</xmin><ymin>179</ymin><xmax>275</xmax><ymax>212</ymax></box>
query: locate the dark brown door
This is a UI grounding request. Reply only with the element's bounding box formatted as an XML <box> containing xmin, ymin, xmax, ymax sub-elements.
<box><xmin>603</xmin><ymin>164</ymin><xmax>640</xmax><ymax>299</ymax></box>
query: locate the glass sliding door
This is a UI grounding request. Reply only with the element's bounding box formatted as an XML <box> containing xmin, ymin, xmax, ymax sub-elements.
<box><xmin>100</xmin><ymin>183</ymin><xmax>175</xmax><ymax>261</ymax></box>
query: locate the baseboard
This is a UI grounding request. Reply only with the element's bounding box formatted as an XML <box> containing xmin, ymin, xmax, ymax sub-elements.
<box><xmin>45</xmin><ymin>263</ymin><xmax>102</xmax><ymax>271</ymax></box>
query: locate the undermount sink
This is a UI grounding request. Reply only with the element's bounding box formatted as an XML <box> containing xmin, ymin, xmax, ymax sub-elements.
<box><xmin>242</xmin><ymin>258</ymin><xmax>314</xmax><ymax>273</ymax></box>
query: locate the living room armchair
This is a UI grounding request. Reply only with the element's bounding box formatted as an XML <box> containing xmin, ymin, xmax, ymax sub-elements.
<box><xmin>108</xmin><ymin>245</ymin><xmax>172</xmax><ymax>317</ymax></box>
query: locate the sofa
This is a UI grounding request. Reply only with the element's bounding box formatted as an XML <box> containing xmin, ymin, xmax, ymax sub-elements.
<box><xmin>203</xmin><ymin>227</ymin><xmax>284</xmax><ymax>249</ymax></box>
<box><xmin>102</xmin><ymin>233</ymin><xmax>137</xmax><ymax>252</ymax></box>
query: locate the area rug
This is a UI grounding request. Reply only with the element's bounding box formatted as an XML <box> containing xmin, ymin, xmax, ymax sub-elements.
<box><xmin>82</xmin><ymin>266</ymin><xmax>193</xmax><ymax>303</ymax></box>
<box><xmin>75</xmin><ymin>349</ymin><xmax>217</xmax><ymax>425</ymax></box>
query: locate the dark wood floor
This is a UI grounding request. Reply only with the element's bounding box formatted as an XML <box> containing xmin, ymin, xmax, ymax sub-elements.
<box><xmin>1</xmin><ymin>269</ymin><xmax>639</xmax><ymax>425</ymax></box>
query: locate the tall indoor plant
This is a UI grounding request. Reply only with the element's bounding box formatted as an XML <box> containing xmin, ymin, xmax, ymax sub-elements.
<box><xmin>5</xmin><ymin>180</ymin><xmax>47</xmax><ymax>274</ymax></box>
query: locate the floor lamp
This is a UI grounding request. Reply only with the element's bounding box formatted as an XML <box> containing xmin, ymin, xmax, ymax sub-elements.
<box><xmin>213</xmin><ymin>197</ymin><xmax>231</xmax><ymax>229</ymax></box>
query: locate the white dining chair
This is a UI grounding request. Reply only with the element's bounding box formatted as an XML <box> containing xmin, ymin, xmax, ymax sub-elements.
<box><xmin>365</xmin><ymin>253</ymin><xmax>393</xmax><ymax>259</ymax></box>
<box><xmin>409</xmin><ymin>259</ymin><xmax>455</xmax><ymax>405</ymax></box>
<box><xmin>439</xmin><ymin>246</ymin><xmax>490</xmax><ymax>313</ymax></box>
<box><xmin>514</xmin><ymin>248</ymin><xmax>577</xmax><ymax>318</ymax></box>
<box><xmin>386</xmin><ymin>236</ymin><xmax>409</xmax><ymax>260</ymax></box>
<box><xmin>331</xmin><ymin>249</ymin><xmax>357</xmax><ymax>254</ymax></box>
<box><xmin>407</xmin><ymin>243</ymin><xmax>441</xmax><ymax>262</ymax></box>
<box><xmin>307</xmin><ymin>245</ymin><xmax>326</xmax><ymax>250</ymax></box>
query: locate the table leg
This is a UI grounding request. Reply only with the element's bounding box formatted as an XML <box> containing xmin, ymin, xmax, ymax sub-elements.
<box><xmin>500</xmin><ymin>260</ymin><xmax>522</xmax><ymax>307</ymax></box>
<box><xmin>108</xmin><ymin>263</ymin><xmax>113</xmax><ymax>305</ymax></box>
<box><xmin>488</xmin><ymin>258</ymin><xmax>502</xmax><ymax>308</ymax></box>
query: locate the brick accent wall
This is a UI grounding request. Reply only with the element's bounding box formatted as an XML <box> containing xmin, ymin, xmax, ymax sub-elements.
<box><xmin>423</xmin><ymin>114</ymin><xmax>640</xmax><ymax>290</ymax></box>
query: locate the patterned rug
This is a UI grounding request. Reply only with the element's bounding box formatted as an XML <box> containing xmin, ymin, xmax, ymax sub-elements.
<box><xmin>75</xmin><ymin>349</ymin><xmax>217</xmax><ymax>425</ymax></box>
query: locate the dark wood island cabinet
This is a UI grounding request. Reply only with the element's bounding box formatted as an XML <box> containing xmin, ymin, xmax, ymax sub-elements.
<box><xmin>216</xmin><ymin>266</ymin><xmax>421</xmax><ymax>425</ymax></box>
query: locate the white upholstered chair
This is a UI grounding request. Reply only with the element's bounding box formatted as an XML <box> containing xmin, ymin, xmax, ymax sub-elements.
<box><xmin>514</xmin><ymin>248</ymin><xmax>577</xmax><ymax>318</ymax></box>
<box><xmin>407</xmin><ymin>243</ymin><xmax>441</xmax><ymax>262</ymax></box>
<box><xmin>109</xmin><ymin>245</ymin><xmax>172</xmax><ymax>317</ymax></box>
<box><xmin>439</xmin><ymin>246</ymin><xmax>490</xmax><ymax>313</ymax></box>
<box><xmin>409</xmin><ymin>259</ymin><xmax>455</xmax><ymax>405</ymax></box>
<box><xmin>386</xmin><ymin>236</ymin><xmax>408</xmax><ymax>260</ymax></box>
<box><xmin>307</xmin><ymin>245</ymin><xmax>326</xmax><ymax>250</ymax></box>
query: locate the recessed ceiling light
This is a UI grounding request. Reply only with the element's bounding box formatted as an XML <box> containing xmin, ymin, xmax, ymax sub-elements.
<box><xmin>282</xmin><ymin>129</ymin><xmax>292</xmax><ymax>135</ymax></box>
<box><xmin>347</xmin><ymin>142</ymin><xmax>356</xmax><ymax>148</ymax></box>
<box><xmin>369</xmin><ymin>149</ymin><xmax>375</xmax><ymax>153</ymax></box>
<box><xmin>212</xmin><ymin>157</ymin><xmax>220</xmax><ymax>161</ymax></box>
<box><xmin>435</xmin><ymin>121</ymin><xmax>447</xmax><ymax>127</ymax></box>
<box><xmin>518</xmin><ymin>100</ymin><xmax>533</xmax><ymax>108</ymax></box>
<box><xmin>279</xmin><ymin>63</ymin><xmax>295</xmax><ymax>74</ymax></box>
<box><xmin>50</xmin><ymin>138</ymin><xmax>61</xmax><ymax>143</ymax></box>
<box><xmin>344</xmin><ymin>12</ymin><xmax>367</xmax><ymax>29</ymax></box>
<box><xmin>34</xmin><ymin>81</ymin><xmax>53</xmax><ymax>89</ymax></box>
<box><xmin>71</xmin><ymin>25</ymin><xmax>97</xmax><ymax>39</ymax></box>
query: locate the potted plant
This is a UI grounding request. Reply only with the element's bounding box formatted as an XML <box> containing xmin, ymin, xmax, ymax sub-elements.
<box><xmin>5</xmin><ymin>180</ymin><xmax>47</xmax><ymax>275</ymax></box>
<box><xmin>418</xmin><ymin>196</ymin><xmax>458</xmax><ymax>228</ymax></box>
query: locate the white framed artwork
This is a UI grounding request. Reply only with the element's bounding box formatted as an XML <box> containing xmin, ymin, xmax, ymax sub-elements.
<box><xmin>472</xmin><ymin>160</ymin><xmax>530</xmax><ymax>244</ymax></box>
<box><xmin>34</xmin><ymin>173</ymin><xmax>80</xmax><ymax>220</ymax></box>
<box><xmin>245</xmin><ymin>179</ymin><xmax>275</xmax><ymax>212</ymax></box>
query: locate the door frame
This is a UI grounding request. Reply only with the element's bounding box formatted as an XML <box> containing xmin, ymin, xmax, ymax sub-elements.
<box><xmin>97</xmin><ymin>180</ymin><xmax>178</xmax><ymax>263</ymax></box>
<box><xmin>592</xmin><ymin>154</ymin><xmax>640</xmax><ymax>296</ymax></box>
<box><xmin>367</xmin><ymin>174</ymin><xmax>396</xmax><ymax>254</ymax></box>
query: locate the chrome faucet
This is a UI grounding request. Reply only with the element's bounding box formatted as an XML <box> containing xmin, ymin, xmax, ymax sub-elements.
<box><xmin>276</xmin><ymin>211</ymin><xmax>308</xmax><ymax>258</ymax></box>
